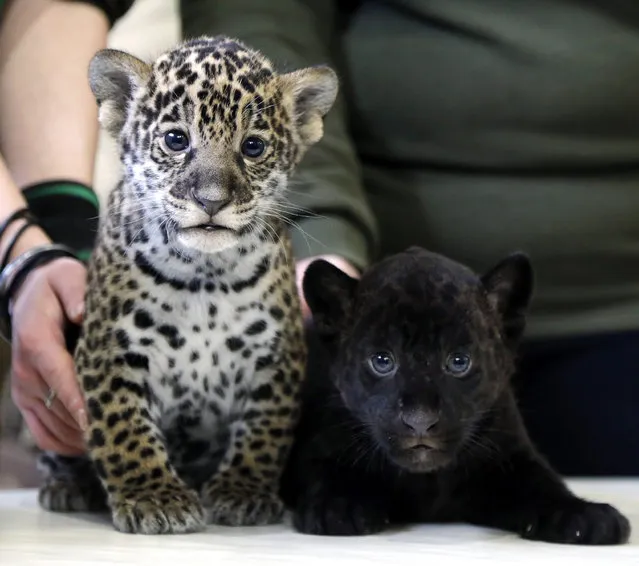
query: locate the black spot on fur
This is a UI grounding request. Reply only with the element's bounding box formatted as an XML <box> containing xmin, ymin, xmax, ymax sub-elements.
<box><xmin>251</xmin><ymin>383</ymin><xmax>273</xmax><ymax>401</ymax></box>
<box><xmin>232</xmin><ymin>256</ymin><xmax>270</xmax><ymax>293</ymax></box>
<box><xmin>134</xmin><ymin>251</ymin><xmax>186</xmax><ymax>290</ymax></box>
<box><xmin>90</xmin><ymin>428</ymin><xmax>106</xmax><ymax>447</ymax></box>
<box><xmin>122</xmin><ymin>299</ymin><xmax>134</xmax><ymax>315</ymax></box>
<box><xmin>99</xmin><ymin>391</ymin><xmax>113</xmax><ymax>404</ymax></box>
<box><xmin>226</xmin><ymin>336</ymin><xmax>245</xmax><ymax>352</ymax></box>
<box><xmin>115</xmin><ymin>329</ymin><xmax>130</xmax><ymax>350</ymax></box>
<box><xmin>124</xmin><ymin>352</ymin><xmax>149</xmax><ymax>371</ymax></box>
<box><xmin>245</xmin><ymin>319</ymin><xmax>267</xmax><ymax>335</ymax></box>
<box><xmin>255</xmin><ymin>355</ymin><xmax>273</xmax><ymax>371</ymax></box>
<box><xmin>134</xmin><ymin>310</ymin><xmax>154</xmax><ymax>329</ymax></box>
<box><xmin>87</xmin><ymin>398</ymin><xmax>103</xmax><ymax>421</ymax></box>
<box><xmin>269</xmin><ymin>306</ymin><xmax>284</xmax><ymax>321</ymax></box>
<box><xmin>140</xmin><ymin>447</ymin><xmax>155</xmax><ymax>459</ymax></box>
<box><xmin>114</xmin><ymin>430</ymin><xmax>130</xmax><ymax>445</ymax></box>
<box><xmin>83</xmin><ymin>374</ymin><xmax>101</xmax><ymax>392</ymax></box>
<box><xmin>158</xmin><ymin>324</ymin><xmax>186</xmax><ymax>349</ymax></box>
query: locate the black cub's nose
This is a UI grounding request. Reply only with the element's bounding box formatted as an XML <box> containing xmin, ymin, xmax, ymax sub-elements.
<box><xmin>400</xmin><ymin>409</ymin><xmax>439</xmax><ymax>436</ymax></box>
<box><xmin>191</xmin><ymin>192</ymin><xmax>230</xmax><ymax>217</ymax></box>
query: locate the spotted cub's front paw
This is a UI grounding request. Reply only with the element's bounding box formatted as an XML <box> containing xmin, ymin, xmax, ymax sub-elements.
<box><xmin>202</xmin><ymin>483</ymin><xmax>284</xmax><ymax>526</ymax></box>
<box><xmin>110</xmin><ymin>485</ymin><xmax>205</xmax><ymax>535</ymax></box>
<box><xmin>520</xmin><ymin>500</ymin><xmax>631</xmax><ymax>545</ymax></box>
<box><xmin>292</xmin><ymin>491</ymin><xmax>389</xmax><ymax>536</ymax></box>
<box><xmin>39</xmin><ymin>477</ymin><xmax>107</xmax><ymax>513</ymax></box>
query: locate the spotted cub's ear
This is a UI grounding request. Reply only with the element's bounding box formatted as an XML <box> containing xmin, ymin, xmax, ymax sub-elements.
<box><xmin>303</xmin><ymin>259</ymin><xmax>358</xmax><ymax>340</ymax></box>
<box><xmin>89</xmin><ymin>49</ymin><xmax>151</xmax><ymax>137</ymax></box>
<box><xmin>279</xmin><ymin>65</ymin><xmax>339</xmax><ymax>148</ymax></box>
<box><xmin>481</xmin><ymin>252</ymin><xmax>534</xmax><ymax>345</ymax></box>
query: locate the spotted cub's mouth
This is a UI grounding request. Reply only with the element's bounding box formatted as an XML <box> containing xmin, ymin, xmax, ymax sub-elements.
<box><xmin>181</xmin><ymin>223</ymin><xmax>233</xmax><ymax>233</ymax></box>
<box><xmin>173</xmin><ymin>219</ymin><xmax>241</xmax><ymax>254</ymax></box>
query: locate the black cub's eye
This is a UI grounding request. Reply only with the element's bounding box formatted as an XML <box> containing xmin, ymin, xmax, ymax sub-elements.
<box><xmin>241</xmin><ymin>136</ymin><xmax>266</xmax><ymax>158</ymax></box>
<box><xmin>445</xmin><ymin>352</ymin><xmax>472</xmax><ymax>377</ymax></box>
<box><xmin>369</xmin><ymin>352</ymin><xmax>396</xmax><ymax>376</ymax></box>
<box><xmin>164</xmin><ymin>130</ymin><xmax>189</xmax><ymax>152</ymax></box>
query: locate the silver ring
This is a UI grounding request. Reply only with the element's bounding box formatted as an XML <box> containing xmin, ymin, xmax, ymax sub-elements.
<box><xmin>44</xmin><ymin>388</ymin><xmax>56</xmax><ymax>410</ymax></box>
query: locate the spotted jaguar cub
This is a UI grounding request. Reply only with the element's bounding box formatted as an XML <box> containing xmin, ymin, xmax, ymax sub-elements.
<box><xmin>281</xmin><ymin>247</ymin><xmax>631</xmax><ymax>545</ymax></box>
<box><xmin>37</xmin><ymin>36</ymin><xmax>338</xmax><ymax>534</ymax></box>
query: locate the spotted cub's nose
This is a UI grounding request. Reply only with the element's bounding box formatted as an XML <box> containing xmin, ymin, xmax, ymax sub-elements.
<box><xmin>190</xmin><ymin>192</ymin><xmax>231</xmax><ymax>217</ymax></box>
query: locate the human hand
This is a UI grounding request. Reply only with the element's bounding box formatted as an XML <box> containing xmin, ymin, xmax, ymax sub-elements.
<box><xmin>295</xmin><ymin>255</ymin><xmax>361</xmax><ymax>320</ymax></box>
<box><xmin>10</xmin><ymin>257</ymin><xmax>88</xmax><ymax>455</ymax></box>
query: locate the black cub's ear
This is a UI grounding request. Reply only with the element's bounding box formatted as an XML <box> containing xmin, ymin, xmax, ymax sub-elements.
<box><xmin>303</xmin><ymin>260</ymin><xmax>359</xmax><ymax>339</ymax></box>
<box><xmin>481</xmin><ymin>252</ymin><xmax>534</xmax><ymax>344</ymax></box>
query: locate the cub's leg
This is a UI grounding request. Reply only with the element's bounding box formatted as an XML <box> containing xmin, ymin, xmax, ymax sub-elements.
<box><xmin>287</xmin><ymin>458</ymin><xmax>391</xmax><ymax>536</ymax></box>
<box><xmin>38</xmin><ymin>452</ymin><xmax>107</xmax><ymax>512</ymax></box>
<box><xmin>461</xmin><ymin>447</ymin><xmax>631</xmax><ymax>545</ymax></box>
<box><xmin>280</xmin><ymin>398</ymin><xmax>391</xmax><ymax>535</ymax></box>
<box><xmin>74</xmin><ymin>342</ymin><xmax>204</xmax><ymax>535</ymax></box>
<box><xmin>201</xmin><ymin>349</ymin><xmax>305</xmax><ymax>526</ymax></box>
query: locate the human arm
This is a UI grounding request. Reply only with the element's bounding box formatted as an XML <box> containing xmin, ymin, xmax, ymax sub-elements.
<box><xmin>0</xmin><ymin>0</ymin><xmax>130</xmax><ymax>454</ymax></box>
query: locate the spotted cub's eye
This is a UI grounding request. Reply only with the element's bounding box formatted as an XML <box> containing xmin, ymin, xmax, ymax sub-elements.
<box><xmin>164</xmin><ymin>130</ymin><xmax>189</xmax><ymax>152</ymax></box>
<box><xmin>445</xmin><ymin>352</ymin><xmax>472</xmax><ymax>377</ymax></box>
<box><xmin>368</xmin><ymin>352</ymin><xmax>396</xmax><ymax>376</ymax></box>
<box><xmin>241</xmin><ymin>136</ymin><xmax>266</xmax><ymax>158</ymax></box>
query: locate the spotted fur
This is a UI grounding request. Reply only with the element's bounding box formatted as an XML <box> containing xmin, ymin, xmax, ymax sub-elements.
<box><xmin>37</xmin><ymin>36</ymin><xmax>338</xmax><ymax>534</ymax></box>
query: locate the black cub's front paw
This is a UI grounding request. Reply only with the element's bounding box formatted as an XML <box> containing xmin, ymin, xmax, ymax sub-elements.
<box><xmin>293</xmin><ymin>491</ymin><xmax>389</xmax><ymax>536</ymax></box>
<box><xmin>520</xmin><ymin>500</ymin><xmax>631</xmax><ymax>545</ymax></box>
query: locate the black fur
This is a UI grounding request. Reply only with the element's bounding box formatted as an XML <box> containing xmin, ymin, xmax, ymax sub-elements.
<box><xmin>280</xmin><ymin>247</ymin><xmax>631</xmax><ymax>545</ymax></box>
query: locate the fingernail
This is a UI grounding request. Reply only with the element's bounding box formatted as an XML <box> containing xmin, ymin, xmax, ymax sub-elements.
<box><xmin>73</xmin><ymin>302</ymin><xmax>85</xmax><ymax>320</ymax></box>
<box><xmin>76</xmin><ymin>409</ymin><xmax>89</xmax><ymax>431</ymax></box>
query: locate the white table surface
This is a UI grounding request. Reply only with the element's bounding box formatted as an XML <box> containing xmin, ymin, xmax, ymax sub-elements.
<box><xmin>1</xmin><ymin>480</ymin><xmax>639</xmax><ymax>565</ymax></box>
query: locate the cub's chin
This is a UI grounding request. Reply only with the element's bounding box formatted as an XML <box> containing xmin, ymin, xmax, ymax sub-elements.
<box><xmin>175</xmin><ymin>224</ymin><xmax>239</xmax><ymax>254</ymax></box>
<box><xmin>387</xmin><ymin>444</ymin><xmax>455</xmax><ymax>474</ymax></box>
<box><xmin>377</xmin><ymin>434</ymin><xmax>457</xmax><ymax>473</ymax></box>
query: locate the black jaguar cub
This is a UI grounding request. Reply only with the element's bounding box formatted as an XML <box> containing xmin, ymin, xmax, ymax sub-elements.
<box><xmin>280</xmin><ymin>247</ymin><xmax>631</xmax><ymax>545</ymax></box>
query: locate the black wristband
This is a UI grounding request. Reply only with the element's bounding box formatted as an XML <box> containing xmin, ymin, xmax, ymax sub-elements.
<box><xmin>0</xmin><ymin>219</ymin><xmax>38</xmax><ymax>271</ymax></box>
<box><xmin>0</xmin><ymin>245</ymin><xmax>78</xmax><ymax>343</ymax></box>
<box><xmin>0</xmin><ymin>208</ymin><xmax>36</xmax><ymax>242</ymax></box>
<box><xmin>22</xmin><ymin>181</ymin><xmax>100</xmax><ymax>262</ymax></box>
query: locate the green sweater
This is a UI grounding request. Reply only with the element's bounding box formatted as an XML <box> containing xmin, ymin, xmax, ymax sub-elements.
<box><xmin>181</xmin><ymin>0</ymin><xmax>639</xmax><ymax>340</ymax></box>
